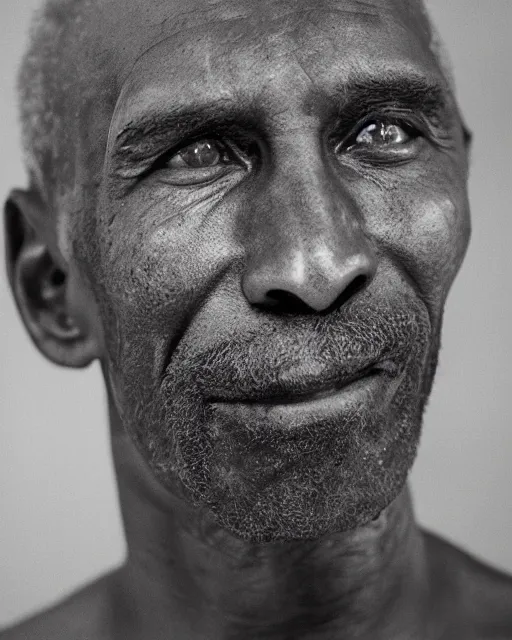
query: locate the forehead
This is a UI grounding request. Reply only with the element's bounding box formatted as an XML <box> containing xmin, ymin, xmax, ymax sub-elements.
<box><xmin>89</xmin><ymin>0</ymin><xmax>429</xmax><ymax>50</ymax></box>
<box><xmin>80</xmin><ymin>0</ymin><xmax>438</xmax><ymax>133</ymax></box>
<box><xmin>81</xmin><ymin>0</ymin><xmax>435</xmax><ymax>94</ymax></box>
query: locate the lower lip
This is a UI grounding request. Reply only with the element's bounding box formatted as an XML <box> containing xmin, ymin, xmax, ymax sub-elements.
<box><xmin>211</xmin><ymin>371</ymin><xmax>400</xmax><ymax>429</ymax></box>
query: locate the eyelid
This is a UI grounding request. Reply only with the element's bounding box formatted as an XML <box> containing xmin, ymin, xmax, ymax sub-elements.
<box><xmin>137</xmin><ymin>137</ymin><xmax>252</xmax><ymax>189</ymax></box>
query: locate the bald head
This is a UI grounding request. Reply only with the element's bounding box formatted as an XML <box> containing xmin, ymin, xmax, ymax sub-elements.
<box><xmin>18</xmin><ymin>0</ymin><xmax>455</xmax><ymax>215</ymax></box>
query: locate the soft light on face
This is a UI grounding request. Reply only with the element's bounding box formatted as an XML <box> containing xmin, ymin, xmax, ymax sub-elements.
<box><xmin>66</xmin><ymin>0</ymin><xmax>470</xmax><ymax>542</ymax></box>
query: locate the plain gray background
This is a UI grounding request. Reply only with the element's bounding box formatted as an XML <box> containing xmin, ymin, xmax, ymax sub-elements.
<box><xmin>1</xmin><ymin>0</ymin><xmax>511</xmax><ymax>628</ymax></box>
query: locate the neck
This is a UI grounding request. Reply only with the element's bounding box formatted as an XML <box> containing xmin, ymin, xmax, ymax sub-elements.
<box><xmin>108</xmin><ymin>417</ymin><xmax>433</xmax><ymax>640</ymax></box>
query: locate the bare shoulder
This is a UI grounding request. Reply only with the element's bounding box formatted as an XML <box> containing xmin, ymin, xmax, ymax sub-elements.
<box><xmin>0</xmin><ymin>572</ymin><xmax>118</xmax><ymax>640</ymax></box>
<box><xmin>424</xmin><ymin>530</ymin><xmax>512</xmax><ymax>639</ymax></box>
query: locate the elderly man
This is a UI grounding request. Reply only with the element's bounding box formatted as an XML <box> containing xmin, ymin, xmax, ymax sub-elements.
<box><xmin>2</xmin><ymin>0</ymin><xmax>512</xmax><ymax>637</ymax></box>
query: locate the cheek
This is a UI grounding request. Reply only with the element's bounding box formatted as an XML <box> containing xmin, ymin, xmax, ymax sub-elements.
<box><xmin>403</xmin><ymin>194</ymin><xmax>467</xmax><ymax>272</ymax></box>
<box><xmin>413</xmin><ymin>195</ymin><xmax>470</xmax><ymax>286</ymax></box>
<box><xmin>91</xmin><ymin>194</ymin><xmax>243</xmax><ymax>389</ymax></box>
<box><xmin>363</xmin><ymin>173</ymin><xmax>470</xmax><ymax>313</ymax></box>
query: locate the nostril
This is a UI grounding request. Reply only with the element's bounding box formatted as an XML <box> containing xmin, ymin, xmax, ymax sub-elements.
<box><xmin>318</xmin><ymin>274</ymin><xmax>369</xmax><ymax>315</ymax></box>
<box><xmin>265</xmin><ymin>289</ymin><xmax>316</xmax><ymax>314</ymax></box>
<box><xmin>261</xmin><ymin>273</ymin><xmax>370</xmax><ymax>315</ymax></box>
<box><xmin>338</xmin><ymin>273</ymin><xmax>367</xmax><ymax>304</ymax></box>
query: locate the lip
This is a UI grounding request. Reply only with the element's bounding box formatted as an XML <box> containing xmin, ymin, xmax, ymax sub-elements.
<box><xmin>209</xmin><ymin>361</ymin><xmax>402</xmax><ymax>427</ymax></box>
<box><xmin>208</xmin><ymin>359</ymin><xmax>400</xmax><ymax>406</ymax></box>
<box><xmin>233</xmin><ymin>365</ymin><xmax>383</xmax><ymax>406</ymax></box>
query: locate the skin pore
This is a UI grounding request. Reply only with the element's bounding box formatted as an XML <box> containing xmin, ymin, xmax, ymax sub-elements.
<box><xmin>3</xmin><ymin>0</ymin><xmax>512</xmax><ymax>638</ymax></box>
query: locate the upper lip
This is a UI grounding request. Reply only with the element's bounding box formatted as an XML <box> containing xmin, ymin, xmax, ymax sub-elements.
<box><xmin>208</xmin><ymin>358</ymin><xmax>399</xmax><ymax>405</ymax></box>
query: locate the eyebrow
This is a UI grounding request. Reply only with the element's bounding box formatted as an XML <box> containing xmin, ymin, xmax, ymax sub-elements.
<box><xmin>111</xmin><ymin>72</ymin><xmax>450</xmax><ymax>166</ymax></box>
<box><xmin>112</xmin><ymin>100</ymin><xmax>260</xmax><ymax>165</ymax></box>
<box><xmin>328</xmin><ymin>73</ymin><xmax>448</xmax><ymax>123</ymax></box>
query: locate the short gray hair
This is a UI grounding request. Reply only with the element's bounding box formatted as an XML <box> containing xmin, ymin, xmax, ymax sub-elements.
<box><xmin>18</xmin><ymin>0</ymin><xmax>87</xmax><ymax>207</ymax></box>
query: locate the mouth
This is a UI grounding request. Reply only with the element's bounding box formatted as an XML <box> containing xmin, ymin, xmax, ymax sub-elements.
<box><xmin>208</xmin><ymin>359</ymin><xmax>401</xmax><ymax>417</ymax></box>
<box><xmin>233</xmin><ymin>365</ymin><xmax>385</xmax><ymax>406</ymax></box>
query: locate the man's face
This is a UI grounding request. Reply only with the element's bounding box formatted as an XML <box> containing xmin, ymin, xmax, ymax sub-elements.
<box><xmin>66</xmin><ymin>0</ymin><xmax>470</xmax><ymax>542</ymax></box>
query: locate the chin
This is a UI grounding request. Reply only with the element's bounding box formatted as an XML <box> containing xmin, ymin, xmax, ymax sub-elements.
<box><xmin>144</xmin><ymin>375</ymin><xmax>427</xmax><ymax>543</ymax></box>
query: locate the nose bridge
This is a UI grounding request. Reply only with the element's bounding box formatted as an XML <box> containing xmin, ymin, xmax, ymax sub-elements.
<box><xmin>281</xmin><ymin>142</ymin><xmax>364</xmax><ymax>255</ymax></box>
<box><xmin>242</xmin><ymin>130</ymin><xmax>377</xmax><ymax>312</ymax></box>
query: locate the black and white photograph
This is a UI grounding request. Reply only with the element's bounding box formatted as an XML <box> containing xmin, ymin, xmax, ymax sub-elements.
<box><xmin>1</xmin><ymin>1</ymin><xmax>511</xmax><ymax>638</ymax></box>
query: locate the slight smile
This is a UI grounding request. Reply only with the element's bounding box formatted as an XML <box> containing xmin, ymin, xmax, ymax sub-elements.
<box><xmin>210</xmin><ymin>361</ymin><xmax>403</xmax><ymax>428</ymax></box>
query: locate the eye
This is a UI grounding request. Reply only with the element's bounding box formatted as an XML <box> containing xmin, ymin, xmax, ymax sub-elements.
<box><xmin>351</xmin><ymin>121</ymin><xmax>413</xmax><ymax>148</ymax></box>
<box><xmin>151</xmin><ymin>138</ymin><xmax>247</xmax><ymax>186</ymax></box>
<box><xmin>165</xmin><ymin>139</ymin><xmax>229</xmax><ymax>169</ymax></box>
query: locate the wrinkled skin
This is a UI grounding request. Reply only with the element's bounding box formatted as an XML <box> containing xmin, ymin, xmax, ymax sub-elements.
<box><xmin>71</xmin><ymin>0</ymin><xmax>468</xmax><ymax>543</ymax></box>
<box><xmin>3</xmin><ymin>0</ymin><xmax>512</xmax><ymax>639</ymax></box>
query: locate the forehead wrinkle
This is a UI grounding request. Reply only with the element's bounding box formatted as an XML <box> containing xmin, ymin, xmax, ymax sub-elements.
<box><xmin>105</xmin><ymin>0</ymin><xmax>408</xmax><ymax>87</ymax></box>
<box><xmin>127</xmin><ymin>4</ymin><xmax>386</xmax><ymax>81</ymax></box>
<box><xmin>73</xmin><ymin>0</ymin><xmax>439</xmax><ymax>138</ymax></box>
<box><xmin>107</xmin><ymin>0</ymin><xmax>445</xmax><ymax>144</ymax></box>
<box><xmin>102</xmin><ymin>0</ymin><xmax>442</xmax><ymax>148</ymax></box>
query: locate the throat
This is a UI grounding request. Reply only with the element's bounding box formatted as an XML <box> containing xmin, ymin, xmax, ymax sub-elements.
<box><xmin>108</xmin><ymin>410</ymin><xmax>431</xmax><ymax>640</ymax></box>
<box><xmin>114</xmin><ymin>443</ymin><xmax>431</xmax><ymax>640</ymax></box>
<box><xmin>194</xmin><ymin>493</ymin><xmax>429</xmax><ymax>640</ymax></box>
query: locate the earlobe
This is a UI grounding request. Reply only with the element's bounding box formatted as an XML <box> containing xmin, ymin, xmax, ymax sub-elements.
<box><xmin>4</xmin><ymin>189</ymin><xmax>100</xmax><ymax>368</ymax></box>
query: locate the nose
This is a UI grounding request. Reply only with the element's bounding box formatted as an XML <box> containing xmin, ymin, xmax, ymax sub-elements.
<box><xmin>242</xmin><ymin>153</ymin><xmax>377</xmax><ymax>314</ymax></box>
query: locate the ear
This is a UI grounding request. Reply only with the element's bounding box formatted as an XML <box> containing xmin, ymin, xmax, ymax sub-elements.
<box><xmin>4</xmin><ymin>188</ymin><xmax>100</xmax><ymax>368</ymax></box>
